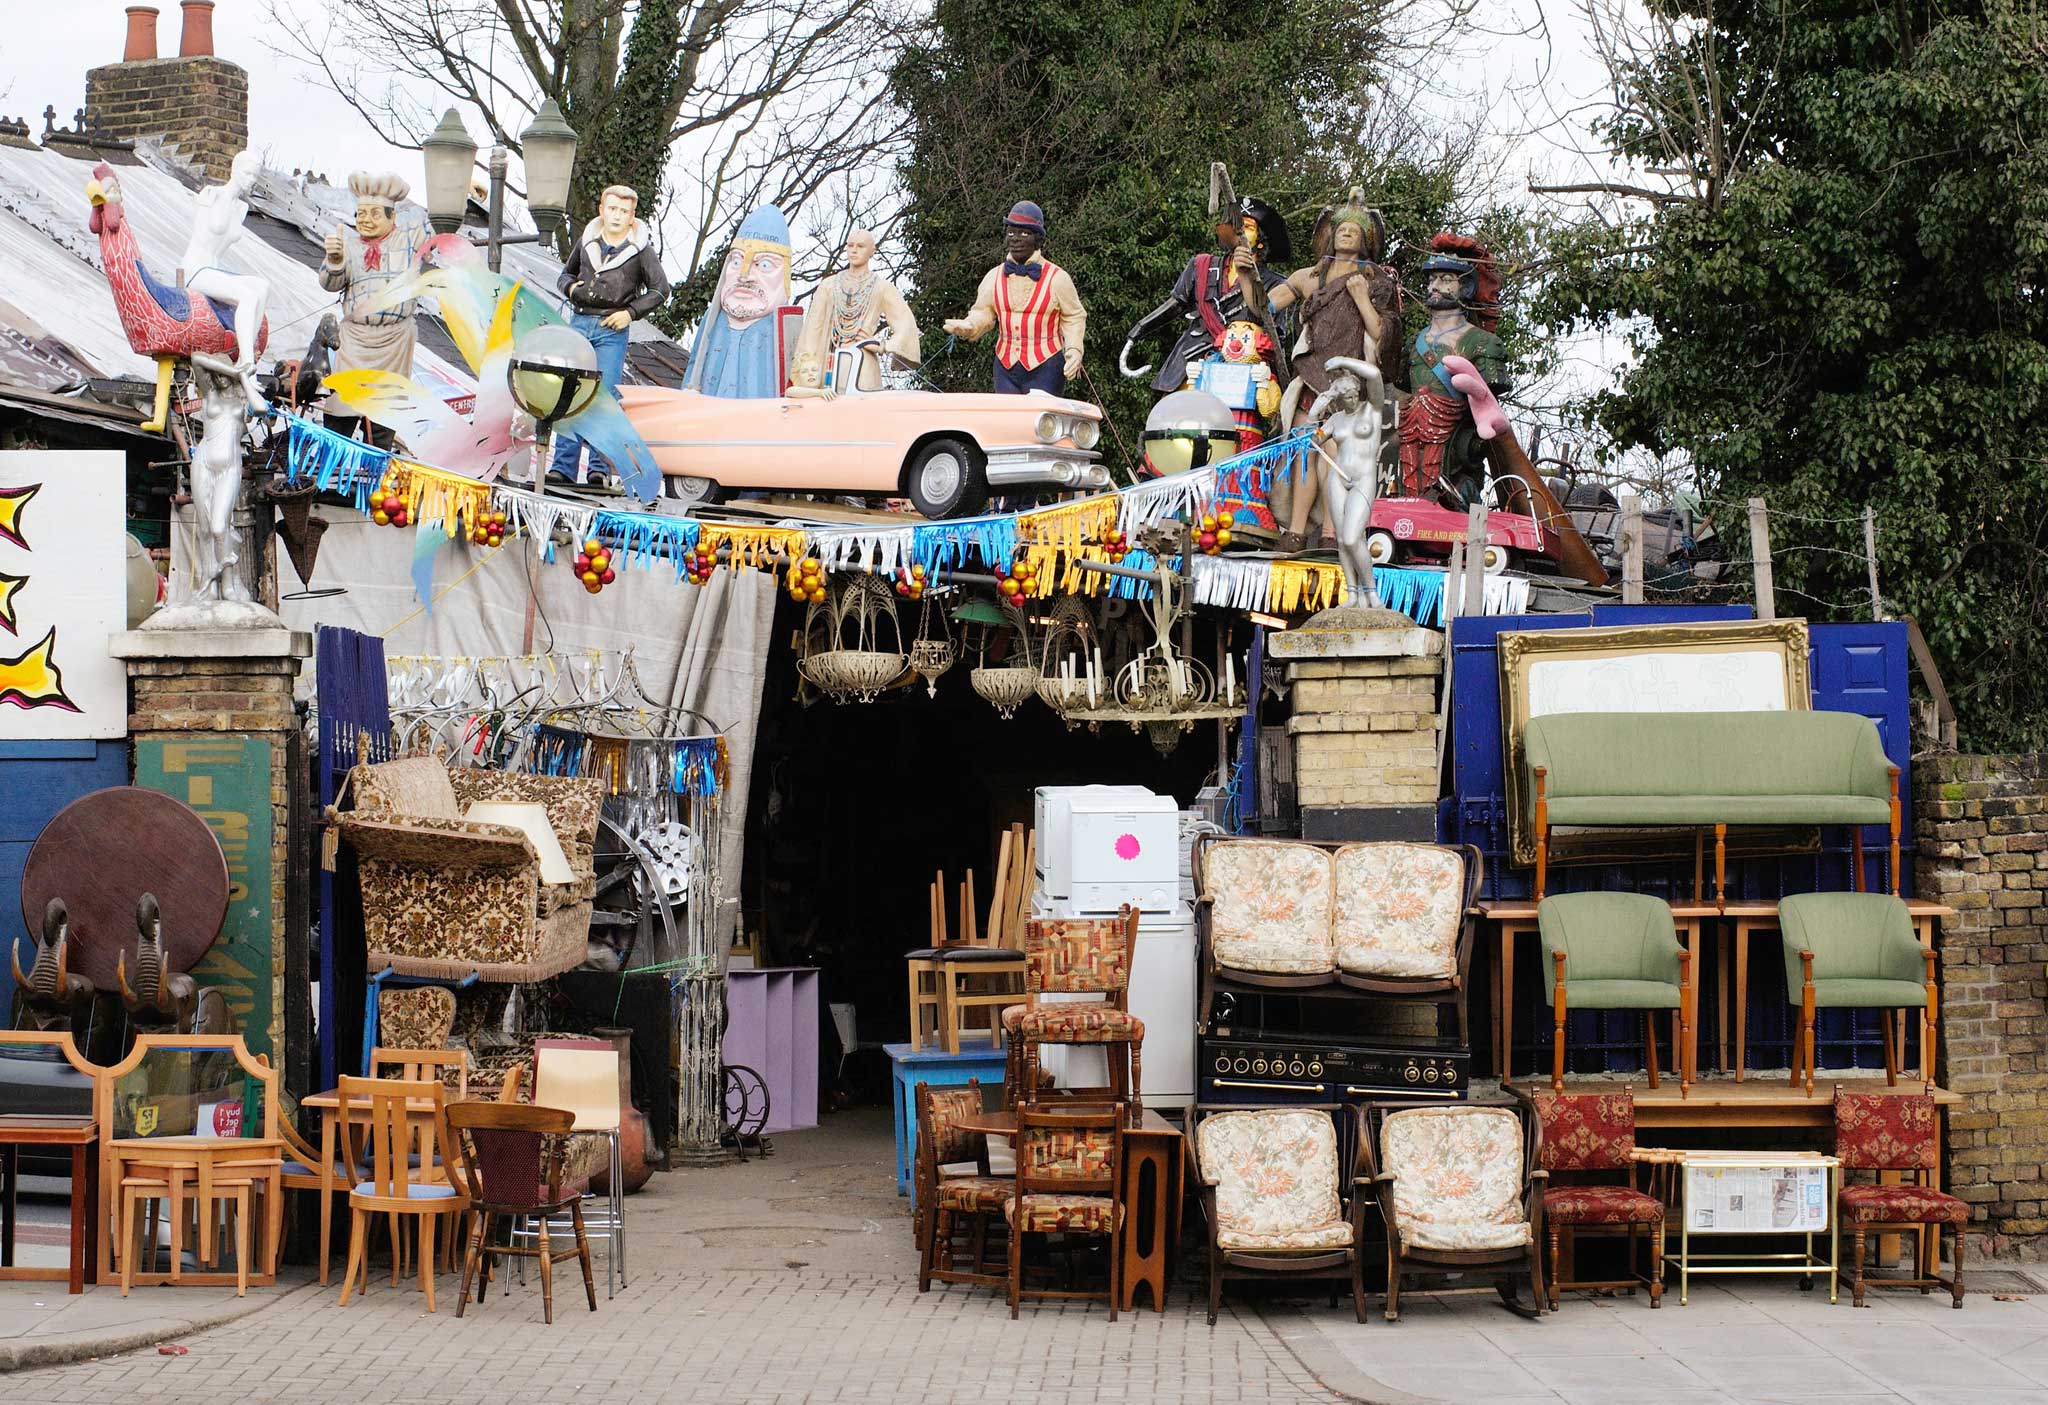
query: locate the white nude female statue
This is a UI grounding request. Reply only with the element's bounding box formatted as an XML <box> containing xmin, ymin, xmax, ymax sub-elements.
<box><xmin>1304</xmin><ymin>355</ymin><xmax>1387</xmax><ymax>608</ymax></box>
<box><xmin>179</xmin><ymin>150</ymin><xmax>271</xmax><ymax>412</ymax></box>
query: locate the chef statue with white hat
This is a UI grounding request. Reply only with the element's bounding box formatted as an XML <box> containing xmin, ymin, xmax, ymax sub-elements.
<box><xmin>320</xmin><ymin>171</ymin><xmax>429</xmax><ymax>447</ymax></box>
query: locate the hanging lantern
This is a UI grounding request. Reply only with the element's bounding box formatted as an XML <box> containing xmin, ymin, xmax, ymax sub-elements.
<box><xmin>907</xmin><ymin>588</ymin><xmax>954</xmax><ymax>698</ymax></box>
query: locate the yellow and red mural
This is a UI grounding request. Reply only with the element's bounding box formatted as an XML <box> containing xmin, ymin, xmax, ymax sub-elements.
<box><xmin>0</xmin><ymin>455</ymin><xmax>125</xmax><ymax>738</ymax></box>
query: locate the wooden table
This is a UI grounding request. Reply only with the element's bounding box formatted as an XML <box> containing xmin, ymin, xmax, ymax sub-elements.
<box><xmin>108</xmin><ymin>1136</ymin><xmax>282</xmax><ymax>1288</ymax></box>
<box><xmin>301</xmin><ymin>1085</ymin><xmax>445</xmax><ymax>1285</ymax></box>
<box><xmin>956</xmin><ymin>1107</ymin><xmax>1184</xmax><ymax>1313</ymax></box>
<box><xmin>1481</xmin><ymin>901</ymin><xmax>1712</xmax><ymax>1081</ymax></box>
<box><xmin>0</xmin><ymin>1116</ymin><xmax>98</xmax><ymax>1294</ymax></box>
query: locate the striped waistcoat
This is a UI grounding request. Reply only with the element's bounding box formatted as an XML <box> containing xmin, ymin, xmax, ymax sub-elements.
<box><xmin>993</xmin><ymin>262</ymin><xmax>1064</xmax><ymax>370</ymax></box>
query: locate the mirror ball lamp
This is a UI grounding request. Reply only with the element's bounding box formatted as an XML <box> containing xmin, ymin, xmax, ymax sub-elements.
<box><xmin>1140</xmin><ymin>389</ymin><xmax>1241</xmax><ymax>478</ymax></box>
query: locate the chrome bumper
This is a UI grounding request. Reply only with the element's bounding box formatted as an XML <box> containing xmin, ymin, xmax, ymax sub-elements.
<box><xmin>984</xmin><ymin>444</ymin><xmax>1110</xmax><ymax>490</ymax></box>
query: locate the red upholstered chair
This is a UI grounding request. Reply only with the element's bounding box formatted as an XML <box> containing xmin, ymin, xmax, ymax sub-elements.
<box><xmin>1833</xmin><ymin>1087</ymin><xmax>1967</xmax><ymax>1308</ymax></box>
<box><xmin>1000</xmin><ymin>908</ymin><xmax>1143</xmax><ymax>1121</ymax></box>
<box><xmin>1530</xmin><ymin>1087</ymin><xmax>1668</xmax><ymax>1310</ymax></box>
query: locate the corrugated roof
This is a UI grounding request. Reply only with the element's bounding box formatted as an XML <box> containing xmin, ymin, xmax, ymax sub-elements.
<box><xmin>0</xmin><ymin>141</ymin><xmax>688</xmax><ymax>407</ymax></box>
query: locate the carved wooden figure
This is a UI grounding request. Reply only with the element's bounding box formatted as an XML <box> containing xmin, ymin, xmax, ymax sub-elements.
<box><xmin>11</xmin><ymin>898</ymin><xmax>94</xmax><ymax>1031</ymax></box>
<box><xmin>116</xmin><ymin>894</ymin><xmax>229</xmax><ymax>1034</ymax></box>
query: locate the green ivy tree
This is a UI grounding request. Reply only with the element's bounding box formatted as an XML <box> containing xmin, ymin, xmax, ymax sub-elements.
<box><xmin>1532</xmin><ymin>1</ymin><xmax>2048</xmax><ymax>748</ymax></box>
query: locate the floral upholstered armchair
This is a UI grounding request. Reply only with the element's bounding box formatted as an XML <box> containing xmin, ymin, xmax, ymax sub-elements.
<box><xmin>1529</xmin><ymin>1087</ymin><xmax>1668</xmax><ymax>1310</ymax></box>
<box><xmin>1192</xmin><ymin>837</ymin><xmax>1481</xmax><ymax>1040</ymax></box>
<box><xmin>1187</xmin><ymin>1105</ymin><xmax>1368</xmax><ymax>1324</ymax></box>
<box><xmin>336</xmin><ymin>757</ymin><xmax>602</xmax><ymax>983</ymax></box>
<box><xmin>1364</xmin><ymin>1100</ymin><xmax>1547</xmax><ymax>1321</ymax></box>
<box><xmin>1833</xmin><ymin>1087</ymin><xmax>1967</xmax><ymax>1308</ymax></box>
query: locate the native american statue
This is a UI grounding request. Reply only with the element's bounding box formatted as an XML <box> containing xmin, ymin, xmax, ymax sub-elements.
<box><xmin>1305</xmin><ymin>356</ymin><xmax>1387</xmax><ymax>609</ymax></box>
<box><xmin>117</xmin><ymin>894</ymin><xmax>229</xmax><ymax>1035</ymax></box>
<box><xmin>10</xmin><ymin>899</ymin><xmax>94</xmax><ymax>1032</ymax></box>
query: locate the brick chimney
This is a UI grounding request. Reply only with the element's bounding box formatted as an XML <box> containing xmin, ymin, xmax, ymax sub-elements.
<box><xmin>85</xmin><ymin>0</ymin><xmax>246</xmax><ymax>181</ymax></box>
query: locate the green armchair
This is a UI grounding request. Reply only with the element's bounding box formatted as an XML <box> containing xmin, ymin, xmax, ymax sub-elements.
<box><xmin>1539</xmin><ymin>892</ymin><xmax>1693</xmax><ymax>1094</ymax></box>
<box><xmin>1780</xmin><ymin>893</ymin><xmax>1936</xmax><ymax>1094</ymax></box>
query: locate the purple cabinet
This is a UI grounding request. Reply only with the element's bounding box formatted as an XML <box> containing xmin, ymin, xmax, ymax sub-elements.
<box><xmin>723</xmin><ymin>967</ymin><xmax>819</xmax><ymax>1134</ymax></box>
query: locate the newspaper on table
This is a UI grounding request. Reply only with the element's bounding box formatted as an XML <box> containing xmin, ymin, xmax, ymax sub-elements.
<box><xmin>1684</xmin><ymin>1155</ymin><xmax>1832</xmax><ymax>1235</ymax></box>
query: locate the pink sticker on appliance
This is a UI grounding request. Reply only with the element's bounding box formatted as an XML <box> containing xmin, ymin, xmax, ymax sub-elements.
<box><xmin>1114</xmin><ymin>833</ymin><xmax>1141</xmax><ymax>861</ymax></box>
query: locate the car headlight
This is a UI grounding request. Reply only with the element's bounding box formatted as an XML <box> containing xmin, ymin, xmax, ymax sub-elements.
<box><xmin>1071</xmin><ymin>418</ymin><xmax>1101</xmax><ymax>450</ymax></box>
<box><xmin>1034</xmin><ymin>411</ymin><xmax>1063</xmax><ymax>444</ymax></box>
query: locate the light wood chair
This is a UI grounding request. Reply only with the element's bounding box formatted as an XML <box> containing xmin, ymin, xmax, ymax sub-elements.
<box><xmin>935</xmin><ymin>826</ymin><xmax>1031</xmax><ymax>1054</ymax></box>
<box><xmin>336</xmin><ymin>1077</ymin><xmax>469</xmax><ymax>1312</ymax></box>
<box><xmin>370</xmin><ymin>1046</ymin><xmax>469</xmax><ymax>1098</ymax></box>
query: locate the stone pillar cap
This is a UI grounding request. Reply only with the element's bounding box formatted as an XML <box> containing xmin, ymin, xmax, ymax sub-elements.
<box><xmin>111</xmin><ymin>628</ymin><xmax>312</xmax><ymax>660</ymax></box>
<box><xmin>1267</xmin><ymin>605</ymin><xmax>1443</xmax><ymax>662</ymax></box>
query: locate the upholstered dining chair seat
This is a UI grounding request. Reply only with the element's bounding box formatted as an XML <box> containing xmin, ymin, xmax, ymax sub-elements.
<box><xmin>1006</xmin><ymin>1193</ymin><xmax>1123</xmax><ymax>1235</ymax></box>
<box><xmin>1837</xmin><ymin>1183</ymin><xmax>1968</xmax><ymax>1225</ymax></box>
<box><xmin>1543</xmin><ymin>1184</ymin><xmax>1664</xmax><ymax>1226</ymax></box>
<box><xmin>352</xmin><ymin>1179</ymin><xmax>459</xmax><ymax>1200</ymax></box>
<box><xmin>934</xmin><ymin>1175</ymin><xmax>1013</xmax><ymax>1214</ymax></box>
<box><xmin>1001</xmin><ymin>1003</ymin><xmax>1145</xmax><ymax>1042</ymax></box>
<box><xmin>937</xmin><ymin>947</ymin><xmax>1026</xmax><ymax>963</ymax></box>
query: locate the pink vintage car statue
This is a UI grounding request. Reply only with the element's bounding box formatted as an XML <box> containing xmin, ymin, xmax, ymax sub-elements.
<box><xmin>618</xmin><ymin>363</ymin><xmax>1108</xmax><ymax>519</ymax></box>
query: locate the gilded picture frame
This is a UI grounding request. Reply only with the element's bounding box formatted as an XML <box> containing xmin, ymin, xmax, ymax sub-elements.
<box><xmin>1497</xmin><ymin>619</ymin><xmax>1813</xmax><ymax>868</ymax></box>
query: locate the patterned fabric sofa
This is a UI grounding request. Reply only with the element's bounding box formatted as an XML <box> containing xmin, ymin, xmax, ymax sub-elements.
<box><xmin>1191</xmin><ymin>837</ymin><xmax>1482</xmax><ymax>1041</ymax></box>
<box><xmin>337</xmin><ymin>757</ymin><xmax>602</xmax><ymax>983</ymax></box>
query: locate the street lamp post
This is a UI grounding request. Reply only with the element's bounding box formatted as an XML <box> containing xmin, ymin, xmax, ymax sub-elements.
<box><xmin>420</xmin><ymin>101</ymin><xmax>579</xmax><ymax>272</ymax></box>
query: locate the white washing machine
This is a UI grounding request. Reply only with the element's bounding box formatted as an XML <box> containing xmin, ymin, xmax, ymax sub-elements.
<box><xmin>1028</xmin><ymin>896</ymin><xmax>1197</xmax><ymax>1108</ymax></box>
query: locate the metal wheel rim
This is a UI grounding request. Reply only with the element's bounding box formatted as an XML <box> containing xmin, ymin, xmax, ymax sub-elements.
<box><xmin>918</xmin><ymin>450</ymin><xmax>964</xmax><ymax>504</ymax></box>
<box><xmin>667</xmin><ymin>475</ymin><xmax>715</xmax><ymax>504</ymax></box>
<box><xmin>1365</xmin><ymin>531</ymin><xmax>1395</xmax><ymax>564</ymax></box>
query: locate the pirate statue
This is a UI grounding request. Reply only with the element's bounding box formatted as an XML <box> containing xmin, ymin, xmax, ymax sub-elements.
<box><xmin>1397</xmin><ymin>232</ymin><xmax>1508</xmax><ymax>505</ymax></box>
<box><xmin>943</xmin><ymin>200</ymin><xmax>1086</xmax><ymax>394</ymax></box>
<box><xmin>320</xmin><ymin>171</ymin><xmax>428</xmax><ymax>448</ymax></box>
<box><xmin>1119</xmin><ymin>195</ymin><xmax>1292</xmax><ymax>439</ymax></box>
<box><xmin>1264</xmin><ymin>191</ymin><xmax>1402</xmax><ymax>549</ymax></box>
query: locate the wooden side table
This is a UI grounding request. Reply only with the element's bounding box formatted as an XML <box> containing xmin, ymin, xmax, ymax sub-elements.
<box><xmin>0</xmin><ymin>1117</ymin><xmax>98</xmax><ymax>1294</ymax></box>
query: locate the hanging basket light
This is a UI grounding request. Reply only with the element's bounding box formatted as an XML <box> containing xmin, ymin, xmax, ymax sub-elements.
<box><xmin>970</xmin><ymin>665</ymin><xmax>1039</xmax><ymax>719</ymax></box>
<box><xmin>907</xmin><ymin>591</ymin><xmax>956</xmax><ymax>698</ymax></box>
<box><xmin>1033</xmin><ymin>594</ymin><xmax>1097</xmax><ymax>718</ymax></box>
<box><xmin>797</xmin><ymin>574</ymin><xmax>908</xmax><ymax>703</ymax></box>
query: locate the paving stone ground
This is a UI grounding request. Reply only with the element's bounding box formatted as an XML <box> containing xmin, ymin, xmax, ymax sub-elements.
<box><xmin>0</xmin><ymin>1109</ymin><xmax>1337</xmax><ymax>1405</ymax></box>
<box><xmin>7</xmin><ymin>1108</ymin><xmax>2047</xmax><ymax>1404</ymax></box>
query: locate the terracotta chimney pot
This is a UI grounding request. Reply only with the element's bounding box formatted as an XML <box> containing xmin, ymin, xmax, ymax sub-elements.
<box><xmin>122</xmin><ymin>6</ymin><xmax>159</xmax><ymax>62</ymax></box>
<box><xmin>177</xmin><ymin>0</ymin><xmax>215</xmax><ymax>58</ymax></box>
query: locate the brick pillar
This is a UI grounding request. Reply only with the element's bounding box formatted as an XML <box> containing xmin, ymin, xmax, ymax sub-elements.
<box><xmin>111</xmin><ymin>629</ymin><xmax>311</xmax><ymax>1078</ymax></box>
<box><xmin>1269</xmin><ymin>607</ymin><xmax>1443</xmax><ymax>842</ymax></box>
<box><xmin>1915</xmin><ymin>752</ymin><xmax>2048</xmax><ymax>1258</ymax></box>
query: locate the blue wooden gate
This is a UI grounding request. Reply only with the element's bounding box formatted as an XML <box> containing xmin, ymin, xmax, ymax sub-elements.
<box><xmin>0</xmin><ymin>741</ymin><xmax>131</xmax><ymax>1020</ymax></box>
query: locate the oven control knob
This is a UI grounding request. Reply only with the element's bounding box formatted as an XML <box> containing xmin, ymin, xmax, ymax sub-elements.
<box><xmin>1308</xmin><ymin>1061</ymin><xmax>1323</xmax><ymax>1077</ymax></box>
<box><xmin>1233</xmin><ymin>1057</ymin><xmax>1251</xmax><ymax>1074</ymax></box>
<box><xmin>1402</xmin><ymin>1065</ymin><xmax>1420</xmax><ymax>1083</ymax></box>
<box><xmin>1289</xmin><ymin>1061</ymin><xmax>1305</xmax><ymax>1078</ymax></box>
<box><xmin>1253</xmin><ymin>1059</ymin><xmax>1269</xmax><ymax>1075</ymax></box>
<box><xmin>1423</xmin><ymin>1065</ymin><xmax>1440</xmax><ymax>1083</ymax></box>
<box><xmin>1442</xmin><ymin>1065</ymin><xmax>1458</xmax><ymax>1084</ymax></box>
<box><xmin>1213</xmin><ymin>1054</ymin><xmax>1230</xmax><ymax>1073</ymax></box>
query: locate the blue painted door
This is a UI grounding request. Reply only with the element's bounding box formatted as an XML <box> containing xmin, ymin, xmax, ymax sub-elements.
<box><xmin>0</xmin><ymin>741</ymin><xmax>130</xmax><ymax>1019</ymax></box>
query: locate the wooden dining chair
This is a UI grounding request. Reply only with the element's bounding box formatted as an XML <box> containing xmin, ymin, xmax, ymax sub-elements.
<box><xmin>446</xmin><ymin>1101</ymin><xmax>598</xmax><ymax>1323</ymax></box>
<box><xmin>371</xmin><ymin>1046</ymin><xmax>469</xmax><ymax>1098</ymax></box>
<box><xmin>336</xmin><ymin>1077</ymin><xmax>469</xmax><ymax>1312</ymax></box>
<box><xmin>278</xmin><ymin>1115</ymin><xmax>358</xmax><ymax>1285</ymax></box>
<box><xmin>936</xmin><ymin>826</ymin><xmax>1031</xmax><ymax>1053</ymax></box>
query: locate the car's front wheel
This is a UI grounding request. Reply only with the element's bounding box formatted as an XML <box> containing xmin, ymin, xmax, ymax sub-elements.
<box><xmin>904</xmin><ymin>437</ymin><xmax>988</xmax><ymax>519</ymax></box>
<box><xmin>663</xmin><ymin>474</ymin><xmax>722</xmax><ymax>511</ymax></box>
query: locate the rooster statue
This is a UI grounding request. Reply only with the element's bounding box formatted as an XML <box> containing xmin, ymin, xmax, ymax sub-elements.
<box><xmin>86</xmin><ymin>163</ymin><xmax>269</xmax><ymax>433</ymax></box>
<box><xmin>326</xmin><ymin>235</ymin><xmax>658</xmax><ymax>500</ymax></box>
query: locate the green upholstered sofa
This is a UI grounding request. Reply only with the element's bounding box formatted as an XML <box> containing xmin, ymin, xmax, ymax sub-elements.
<box><xmin>1521</xmin><ymin>710</ymin><xmax>1900</xmax><ymax>903</ymax></box>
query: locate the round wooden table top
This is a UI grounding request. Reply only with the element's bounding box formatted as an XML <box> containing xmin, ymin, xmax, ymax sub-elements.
<box><xmin>19</xmin><ymin>786</ymin><xmax>229</xmax><ymax>992</ymax></box>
